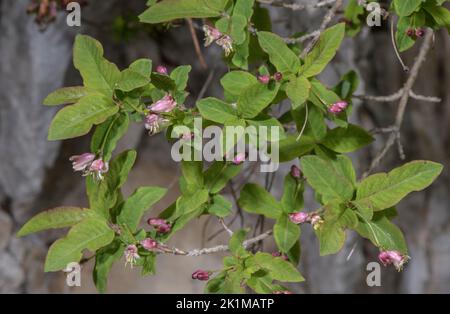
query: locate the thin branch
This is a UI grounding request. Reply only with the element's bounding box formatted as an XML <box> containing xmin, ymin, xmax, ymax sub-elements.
<box><xmin>257</xmin><ymin>0</ymin><xmax>336</xmax><ymax>11</ymax></box>
<box><xmin>362</xmin><ymin>30</ymin><xmax>434</xmax><ymax>178</ymax></box>
<box><xmin>186</xmin><ymin>18</ymin><xmax>208</xmax><ymax>70</ymax></box>
<box><xmin>300</xmin><ymin>0</ymin><xmax>343</xmax><ymax>58</ymax></box>
<box><xmin>353</xmin><ymin>89</ymin><xmax>441</xmax><ymax>103</ymax></box>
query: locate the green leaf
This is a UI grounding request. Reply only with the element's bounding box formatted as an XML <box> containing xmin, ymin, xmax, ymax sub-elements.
<box><xmin>281</xmin><ymin>173</ymin><xmax>304</xmax><ymax>213</ymax></box>
<box><xmin>116</xmin><ymin>69</ymin><xmax>149</xmax><ymax>92</ymax></box>
<box><xmin>274</xmin><ymin>214</ymin><xmax>300</xmax><ymax>253</ymax></box>
<box><xmin>394</xmin><ymin>0</ymin><xmax>423</xmax><ymax>16</ymax></box>
<box><xmin>257</xmin><ymin>31</ymin><xmax>301</xmax><ymax>74</ymax></box>
<box><xmin>355</xmin><ymin>210</ymin><xmax>408</xmax><ymax>254</ymax></box>
<box><xmin>424</xmin><ymin>5</ymin><xmax>450</xmax><ymax>33</ymax></box>
<box><xmin>208</xmin><ymin>195</ymin><xmax>233</xmax><ymax>218</ymax></box>
<box><xmin>73</xmin><ymin>35</ymin><xmax>120</xmax><ymax>97</ymax></box>
<box><xmin>170</xmin><ymin>65</ymin><xmax>191</xmax><ymax>90</ymax></box>
<box><xmin>203</xmin><ymin>161</ymin><xmax>242</xmax><ymax>194</ymax></box>
<box><xmin>141</xmin><ymin>253</ymin><xmax>157</xmax><ymax>276</ymax></box>
<box><xmin>301</xmin><ymin>155</ymin><xmax>356</xmax><ymax>203</ymax></box>
<box><xmin>238</xmin><ymin>183</ymin><xmax>282</xmax><ymax>219</ymax></box>
<box><xmin>322</xmin><ymin>124</ymin><xmax>374</xmax><ymax>153</ymax></box>
<box><xmin>93</xmin><ymin>240</ymin><xmax>124</xmax><ymax>293</ymax></box>
<box><xmin>230</xmin><ymin>14</ymin><xmax>248</xmax><ymax>45</ymax></box>
<box><xmin>234</xmin><ymin>0</ymin><xmax>255</xmax><ymax>21</ymax></box>
<box><xmin>117</xmin><ymin>186</ymin><xmax>167</xmax><ymax>231</ymax></box>
<box><xmin>197</xmin><ymin>97</ymin><xmax>239</xmax><ymax>124</ymax></box>
<box><xmin>355</xmin><ymin>160</ymin><xmax>443</xmax><ymax>211</ymax></box>
<box><xmin>17</xmin><ymin>207</ymin><xmax>94</xmax><ymax>237</ymax></box>
<box><xmin>247</xmin><ymin>271</ymin><xmax>283</xmax><ymax>294</ymax></box>
<box><xmin>139</xmin><ymin>0</ymin><xmax>228</xmax><ymax>23</ymax></box>
<box><xmin>254</xmin><ymin>252</ymin><xmax>304</xmax><ymax>282</ymax></box>
<box><xmin>315</xmin><ymin>203</ymin><xmax>358</xmax><ymax>255</ymax></box>
<box><xmin>300</xmin><ymin>23</ymin><xmax>345</xmax><ymax>78</ymax></box>
<box><xmin>175</xmin><ymin>189</ymin><xmax>209</xmax><ymax>217</ymax></box>
<box><xmin>48</xmin><ymin>94</ymin><xmax>118</xmax><ymax>141</ymax></box>
<box><xmin>150</xmin><ymin>73</ymin><xmax>176</xmax><ymax>91</ymax></box>
<box><xmin>229</xmin><ymin>229</ymin><xmax>248</xmax><ymax>256</ymax></box>
<box><xmin>181</xmin><ymin>160</ymin><xmax>204</xmax><ymax>193</ymax></box>
<box><xmin>129</xmin><ymin>58</ymin><xmax>153</xmax><ymax>78</ymax></box>
<box><xmin>221</xmin><ymin>71</ymin><xmax>257</xmax><ymax>101</ymax></box>
<box><xmin>286</xmin><ymin>76</ymin><xmax>311</xmax><ymax>109</ymax></box>
<box><xmin>278</xmin><ymin>135</ymin><xmax>316</xmax><ymax>162</ymax></box>
<box><xmin>86</xmin><ymin>150</ymin><xmax>137</xmax><ymax>218</ymax></box>
<box><xmin>43</xmin><ymin>86</ymin><xmax>91</xmax><ymax>106</ymax></box>
<box><xmin>237</xmin><ymin>83</ymin><xmax>279</xmax><ymax>118</ymax></box>
<box><xmin>91</xmin><ymin>112</ymin><xmax>130</xmax><ymax>161</ymax></box>
<box><xmin>292</xmin><ymin>104</ymin><xmax>327</xmax><ymax>141</ymax></box>
<box><xmin>45</xmin><ymin>217</ymin><xmax>115</xmax><ymax>272</ymax></box>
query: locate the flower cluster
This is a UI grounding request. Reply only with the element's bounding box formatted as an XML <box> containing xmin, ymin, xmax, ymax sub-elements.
<box><xmin>406</xmin><ymin>28</ymin><xmax>425</xmax><ymax>39</ymax></box>
<box><xmin>69</xmin><ymin>153</ymin><xmax>108</xmax><ymax>180</ymax></box>
<box><xmin>328</xmin><ymin>101</ymin><xmax>348</xmax><ymax>114</ymax></box>
<box><xmin>147</xmin><ymin>218</ymin><xmax>171</xmax><ymax>234</ymax></box>
<box><xmin>202</xmin><ymin>25</ymin><xmax>234</xmax><ymax>56</ymax></box>
<box><xmin>378</xmin><ymin>250</ymin><xmax>410</xmax><ymax>271</ymax></box>
<box><xmin>145</xmin><ymin>94</ymin><xmax>177</xmax><ymax>135</ymax></box>
<box><xmin>289</xmin><ymin>211</ymin><xmax>323</xmax><ymax>230</ymax></box>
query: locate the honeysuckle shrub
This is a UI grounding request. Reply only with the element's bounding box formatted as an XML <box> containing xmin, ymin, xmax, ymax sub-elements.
<box><xmin>18</xmin><ymin>0</ymin><xmax>448</xmax><ymax>293</ymax></box>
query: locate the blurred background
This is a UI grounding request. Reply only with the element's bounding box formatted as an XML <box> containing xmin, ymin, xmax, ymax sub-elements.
<box><xmin>0</xmin><ymin>0</ymin><xmax>449</xmax><ymax>293</ymax></box>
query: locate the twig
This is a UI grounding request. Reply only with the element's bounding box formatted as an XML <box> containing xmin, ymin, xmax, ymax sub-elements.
<box><xmin>186</xmin><ymin>18</ymin><xmax>208</xmax><ymax>70</ymax></box>
<box><xmin>300</xmin><ymin>0</ymin><xmax>343</xmax><ymax>58</ymax></box>
<box><xmin>257</xmin><ymin>0</ymin><xmax>336</xmax><ymax>11</ymax></box>
<box><xmin>219</xmin><ymin>218</ymin><xmax>234</xmax><ymax>236</ymax></box>
<box><xmin>353</xmin><ymin>89</ymin><xmax>441</xmax><ymax>103</ymax></box>
<box><xmin>362</xmin><ymin>30</ymin><xmax>434</xmax><ymax>178</ymax></box>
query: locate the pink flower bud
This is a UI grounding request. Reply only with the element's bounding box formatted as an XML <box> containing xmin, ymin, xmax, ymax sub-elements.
<box><xmin>181</xmin><ymin>132</ymin><xmax>194</xmax><ymax>140</ymax></box>
<box><xmin>258</xmin><ymin>75</ymin><xmax>270</xmax><ymax>85</ymax></box>
<box><xmin>192</xmin><ymin>270</ymin><xmax>210</xmax><ymax>281</ymax></box>
<box><xmin>406</xmin><ymin>28</ymin><xmax>415</xmax><ymax>38</ymax></box>
<box><xmin>140</xmin><ymin>238</ymin><xmax>158</xmax><ymax>251</ymax></box>
<box><xmin>124</xmin><ymin>244</ymin><xmax>139</xmax><ymax>268</ymax></box>
<box><xmin>415</xmin><ymin>28</ymin><xmax>425</xmax><ymax>38</ymax></box>
<box><xmin>289</xmin><ymin>212</ymin><xmax>309</xmax><ymax>224</ymax></box>
<box><xmin>148</xmin><ymin>94</ymin><xmax>177</xmax><ymax>113</ymax></box>
<box><xmin>156</xmin><ymin>65</ymin><xmax>168</xmax><ymax>75</ymax></box>
<box><xmin>69</xmin><ymin>153</ymin><xmax>95</xmax><ymax>172</ymax></box>
<box><xmin>272</xmin><ymin>252</ymin><xmax>289</xmax><ymax>261</ymax></box>
<box><xmin>274</xmin><ymin>72</ymin><xmax>283</xmax><ymax>81</ymax></box>
<box><xmin>328</xmin><ymin>101</ymin><xmax>348</xmax><ymax>114</ymax></box>
<box><xmin>290</xmin><ymin>165</ymin><xmax>301</xmax><ymax>178</ymax></box>
<box><xmin>202</xmin><ymin>25</ymin><xmax>222</xmax><ymax>47</ymax></box>
<box><xmin>378</xmin><ymin>250</ymin><xmax>409</xmax><ymax>271</ymax></box>
<box><xmin>148</xmin><ymin>218</ymin><xmax>171</xmax><ymax>234</ymax></box>
<box><xmin>232</xmin><ymin>153</ymin><xmax>246</xmax><ymax>165</ymax></box>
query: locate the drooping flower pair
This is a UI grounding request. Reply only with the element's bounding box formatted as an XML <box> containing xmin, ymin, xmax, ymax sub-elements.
<box><xmin>69</xmin><ymin>153</ymin><xmax>108</xmax><ymax>180</ymax></box>
<box><xmin>378</xmin><ymin>250</ymin><xmax>409</xmax><ymax>271</ymax></box>
<box><xmin>328</xmin><ymin>101</ymin><xmax>348</xmax><ymax>114</ymax></box>
<box><xmin>289</xmin><ymin>211</ymin><xmax>323</xmax><ymax>230</ymax></box>
<box><xmin>257</xmin><ymin>72</ymin><xmax>283</xmax><ymax>85</ymax></box>
<box><xmin>203</xmin><ymin>25</ymin><xmax>234</xmax><ymax>56</ymax></box>
<box><xmin>147</xmin><ymin>218</ymin><xmax>171</xmax><ymax>234</ymax></box>
<box><xmin>144</xmin><ymin>94</ymin><xmax>177</xmax><ymax>135</ymax></box>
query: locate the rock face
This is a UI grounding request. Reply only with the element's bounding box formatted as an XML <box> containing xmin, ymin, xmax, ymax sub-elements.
<box><xmin>0</xmin><ymin>0</ymin><xmax>449</xmax><ymax>293</ymax></box>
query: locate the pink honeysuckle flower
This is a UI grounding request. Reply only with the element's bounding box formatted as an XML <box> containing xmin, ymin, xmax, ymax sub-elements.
<box><xmin>156</xmin><ymin>65</ymin><xmax>168</xmax><ymax>75</ymax></box>
<box><xmin>202</xmin><ymin>25</ymin><xmax>222</xmax><ymax>47</ymax></box>
<box><xmin>140</xmin><ymin>238</ymin><xmax>158</xmax><ymax>251</ymax></box>
<box><xmin>378</xmin><ymin>250</ymin><xmax>410</xmax><ymax>271</ymax></box>
<box><xmin>216</xmin><ymin>35</ymin><xmax>234</xmax><ymax>56</ymax></box>
<box><xmin>89</xmin><ymin>159</ymin><xmax>109</xmax><ymax>180</ymax></box>
<box><xmin>274</xmin><ymin>72</ymin><xmax>283</xmax><ymax>82</ymax></box>
<box><xmin>124</xmin><ymin>244</ymin><xmax>139</xmax><ymax>268</ymax></box>
<box><xmin>289</xmin><ymin>212</ymin><xmax>309</xmax><ymax>224</ymax></box>
<box><xmin>290</xmin><ymin>165</ymin><xmax>301</xmax><ymax>179</ymax></box>
<box><xmin>232</xmin><ymin>153</ymin><xmax>246</xmax><ymax>165</ymax></box>
<box><xmin>310</xmin><ymin>213</ymin><xmax>324</xmax><ymax>230</ymax></box>
<box><xmin>192</xmin><ymin>270</ymin><xmax>210</xmax><ymax>281</ymax></box>
<box><xmin>328</xmin><ymin>101</ymin><xmax>348</xmax><ymax>114</ymax></box>
<box><xmin>181</xmin><ymin>132</ymin><xmax>194</xmax><ymax>140</ymax></box>
<box><xmin>258</xmin><ymin>74</ymin><xmax>270</xmax><ymax>85</ymax></box>
<box><xmin>144</xmin><ymin>114</ymin><xmax>169</xmax><ymax>135</ymax></box>
<box><xmin>69</xmin><ymin>153</ymin><xmax>95</xmax><ymax>172</ymax></box>
<box><xmin>147</xmin><ymin>218</ymin><xmax>171</xmax><ymax>234</ymax></box>
<box><xmin>148</xmin><ymin>94</ymin><xmax>177</xmax><ymax>113</ymax></box>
